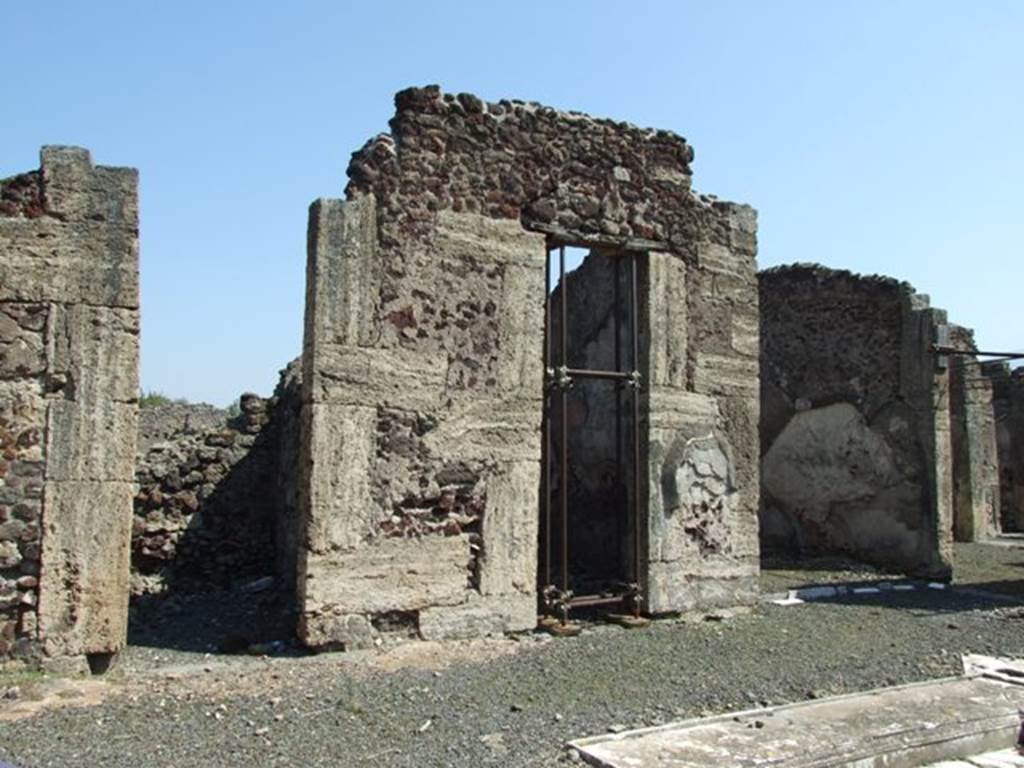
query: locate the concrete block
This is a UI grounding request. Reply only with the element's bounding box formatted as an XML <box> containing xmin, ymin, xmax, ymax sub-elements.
<box><xmin>37</xmin><ymin>480</ymin><xmax>134</xmax><ymax>656</ymax></box>
<box><xmin>419</xmin><ymin>594</ymin><xmax>535</xmax><ymax>641</ymax></box>
<box><xmin>476</xmin><ymin>461</ymin><xmax>540</xmax><ymax>598</ymax></box>
<box><xmin>303</xmin><ymin>403</ymin><xmax>376</xmax><ymax>552</ymax></box>
<box><xmin>644</xmin><ymin>252</ymin><xmax>689</xmax><ymax>389</ymax></box>
<box><xmin>304</xmin><ymin>196</ymin><xmax>379</xmax><ymax>353</ymax></box>
<box><xmin>300</xmin><ymin>535</ymin><xmax>472</xmax><ymax>618</ymax></box>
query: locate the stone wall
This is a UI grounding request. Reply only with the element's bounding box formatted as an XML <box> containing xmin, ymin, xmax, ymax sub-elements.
<box><xmin>0</xmin><ymin>147</ymin><xmax>139</xmax><ymax>663</ymax></box>
<box><xmin>132</xmin><ymin>361</ymin><xmax>301</xmax><ymax>596</ymax></box>
<box><xmin>137</xmin><ymin>402</ymin><xmax>228</xmax><ymax>454</ymax></box>
<box><xmin>297</xmin><ymin>85</ymin><xmax>758</xmax><ymax>649</ymax></box>
<box><xmin>991</xmin><ymin>365</ymin><xmax>1024</xmax><ymax>532</ymax></box>
<box><xmin>759</xmin><ymin>264</ymin><xmax>952</xmax><ymax>578</ymax></box>
<box><xmin>948</xmin><ymin>326</ymin><xmax>1001</xmax><ymax>541</ymax></box>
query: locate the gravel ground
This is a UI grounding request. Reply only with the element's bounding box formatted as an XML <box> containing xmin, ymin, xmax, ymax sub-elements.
<box><xmin>2</xmin><ymin>543</ymin><xmax>1023</xmax><ymax>768</ymax></box>
<box><xmin>952</xmin><ymin>540</ymin><xmax>1024</xmax><ymax>596</ymax></box>
<box><xmin>759</xmin><ymin>553</ymin><xmax>905</xmax><ymax>593</ymax></box>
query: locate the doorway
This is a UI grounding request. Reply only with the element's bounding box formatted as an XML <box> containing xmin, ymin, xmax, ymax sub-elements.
<box><xmin>538</xmin><ymin>244</ymin><xmax>643</xmax><ymax>623</ymax></box>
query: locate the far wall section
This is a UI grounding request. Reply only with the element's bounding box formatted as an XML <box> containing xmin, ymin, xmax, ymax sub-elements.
<box><xmin>759</xmin><ymin>265</ymin><xmax>952</xmax><ymax>579</ymax></box>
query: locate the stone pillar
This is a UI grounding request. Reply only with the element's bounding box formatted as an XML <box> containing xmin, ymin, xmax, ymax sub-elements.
<box><xmin>899</xmin><ymin>298</ymin><xmax>953</xmax><ymax>578</ymax></box>
<box><xmin>296</xmin><ymin>200</ymin><xmax>545</xmax><ymax>649</ymax></box>
<box><xmin>640</xmin><ymin>202</ymin><xmax>760</xmax><ymax>614</ymax></box>
<box><xmin>991</xmin><ymin>365</ymin><xmax>1024</xmax><ymax>532</ymax></box>
<box><xmin>950</xmin><ymin>341</ymin><xmax>1001</xmax><ymax>542</ymax></box>
<box><xmin>0</xmin><ymin>147</ymin><xmax>139</xmax><ymax>664</ymax></box>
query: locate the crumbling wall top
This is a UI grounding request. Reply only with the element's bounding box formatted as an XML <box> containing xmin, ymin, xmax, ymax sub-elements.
<box><xmin>759</xmin><ymin>262</ymin><xmax>918</xmax><ymax>298</ymax></box>
<box><xmin>343</xmin><ymin>85</ymin><xmax>748</xmax><ymax>253</ymax></box>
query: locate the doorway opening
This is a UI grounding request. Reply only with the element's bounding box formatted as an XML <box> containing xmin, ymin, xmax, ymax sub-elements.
<box><xmin>539</xmin><ymin>244</ymin><xmax>643</xmax><ymax>625</ymax></box>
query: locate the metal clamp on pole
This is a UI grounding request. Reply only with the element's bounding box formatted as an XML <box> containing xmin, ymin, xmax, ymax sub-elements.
<box><xmin>626</xmin><ymin>370</ymin><xmax>642</xmax><ymax>390</ymax></box>
<box><xmin>542</xmin><ymin>584</ymin><xmax>574</xmax><ymax>625</ymax></box>
<box><xmin>554</xmin><ymin>365</ymin><xmax>574</xmax><ymax>390</ymax></box>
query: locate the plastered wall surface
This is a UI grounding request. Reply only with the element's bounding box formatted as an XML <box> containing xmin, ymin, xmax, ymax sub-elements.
<box><xmin>759</xmin><ymin>265</ymin><xmax>952</xmax><ymax>578</ymax></box>
<box><xmin>0</xmin><ymin>147</ymin><xmax>139</xmax><ymax>662</ymax></box>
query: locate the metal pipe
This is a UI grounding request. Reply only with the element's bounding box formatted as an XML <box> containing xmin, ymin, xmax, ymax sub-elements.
<box><xmin>543</xmin><ymin>247</ymin><xmax>552</xmax><ymax>595</ymax></box>
<box><xmin>613</xmin><ymin>256</ymin><xmax>623</xmax><ymax>584</ymax></box>
<box><xmin>630</xmin><ymin>255</ymin><xmax>642</xmax><ymax>617</ymax></box>
<box><xmin>947</xmin><ymin>356</ymin><xmax>1024</xmax><ymax>367</ymax></box>
<box><xmin>933</xmin><ymin>345</ymin><xmax>1024</xmax><ymax>360</ymax></box>
<box><xmin>568</xmin><ymin>593</ymin><xmax>629</xmax><ymax>609</ymax></box>
<box><xmin>559</xmin><ymin>244</ymin><xmax>569</xmax><ymax>624</ymax></box>
<box><xmin>564</xmin><ymin>368</ymin><xmax>632</xmax><ymax>382</ymax></box>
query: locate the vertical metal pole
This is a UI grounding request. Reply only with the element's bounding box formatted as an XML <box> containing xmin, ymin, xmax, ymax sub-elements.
<box><xmin>543</xmin><ymin>247</ymin><xmax>552</xmax><ymax>596</ymax></box>
<box><xmin>559</xmin><ymin>244</ymin><xmax>569</xmax><ymax>623</ymax></box>
<box><xmin>613</xmin><ymin>255</ymin><xmax>623</xmax><ymax>574</ymax></box>
<box><xmin>630</xmin><ymin>255</ymin><xmax>642</xmax><ymax>616</ymax></box>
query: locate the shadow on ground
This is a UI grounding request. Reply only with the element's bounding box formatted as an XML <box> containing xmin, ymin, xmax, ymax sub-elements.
<box><xmin>128</xmin><ymin>585</ymin><xmax>299</xmax><ymax>655</ymax></box>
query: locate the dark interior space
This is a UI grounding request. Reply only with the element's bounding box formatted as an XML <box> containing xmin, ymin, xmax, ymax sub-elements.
<box><xmin>540</xmin><ymin>247</ymin><xmax>639</xmax><ymax>605</ymax></box>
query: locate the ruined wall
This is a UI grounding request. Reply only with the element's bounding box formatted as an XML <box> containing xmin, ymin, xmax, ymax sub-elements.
<box><xmin>759</xmin><ymin>265</ymin><xmax>952</xmax><ymax>578</ymax></box>
<box><xmin>132</xmin><ymin>361</ymin><xmax>301</xmax><ymax>596</ymax></box>
<box><xmin>298</xmin><ymin>85</ymin><xmax>758</xmax><ymax>648</ymax></box>
<box><xmin>948</xmin><ymin>326</ymin><xmax>1001</xmax><ymax>541</ymax></box>
<box><xmin>0</xmin><ymin>147</ymin><xmax>139</xmax><ymax>662</ymax></box>
<box><xmin>137</xmin><ymin>402</ymin><xmax>227</xmax><ymax>454</ymax></box>
<box><xmin>991</xmin><ymin>365</ymin><xmax>1024</xmax><ymax>532</ymax></box>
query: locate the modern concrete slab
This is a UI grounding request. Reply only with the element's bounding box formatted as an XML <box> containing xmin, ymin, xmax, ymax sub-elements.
<box><xmin>571</xmin><ymin>656</ymin><xmax>1024</xmax><ymax>768</ymax></box>
<box><xmin>922</xmin><ymin>749</ymin><xmax>1024</xmax><ymax>768</ymax></box>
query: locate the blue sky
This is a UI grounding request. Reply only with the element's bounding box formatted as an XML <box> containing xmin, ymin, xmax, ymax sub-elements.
<box><xmin>3</xmin><ymin>1</ymin><xmax>1021</xmax><ymax>405</ymax></box>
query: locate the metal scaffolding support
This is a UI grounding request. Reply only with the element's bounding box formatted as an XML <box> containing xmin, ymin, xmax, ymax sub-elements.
<box><xmin>540</xmin><ymin>244</ymin><xmax>642</xmax><ymax>626</ymax></box>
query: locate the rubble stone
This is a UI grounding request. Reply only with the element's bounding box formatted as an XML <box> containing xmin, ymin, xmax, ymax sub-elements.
<box><xmin>131</xmin><ymin>360</ymin><xmax>301</xmax><ymax>596</ymax></box>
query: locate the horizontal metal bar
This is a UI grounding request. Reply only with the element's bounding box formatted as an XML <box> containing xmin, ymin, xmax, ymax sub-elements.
<box><xmin>933</xmin><ymin>345</ymin><xmax>1024</xmax><ymax>360</ymax></box>
<box><xmin>954</xmin><ymin>357</ymin><xmax>1024</xmax><ymax>368</ymax></box>
<box><xmin>566</xmin><ymin>368</ymin><xmax>632</xmax><ymax>382</ymax></box>
<box><xmin>568</xmin><ymin>593</ymin><xmax>630</xmax><ymax>609</ymax></box>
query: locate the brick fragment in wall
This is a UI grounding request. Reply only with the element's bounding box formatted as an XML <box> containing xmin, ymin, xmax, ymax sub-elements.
<box><xmin>0</xmin><ymin>172</ymin><xmax>44</xmax><ymax>219</ymax></box>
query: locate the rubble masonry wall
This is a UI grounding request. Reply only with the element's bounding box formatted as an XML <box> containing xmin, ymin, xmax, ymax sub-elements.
<box><xmin>132</xmin><ymin>361</ymin><xmax>302</xmax><ymax>596</ymax></box>
<box><xmin>137</xmin><ymin>402</ymin><xmax>228</xmax><ymax>454</ymax></box>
